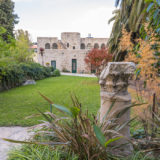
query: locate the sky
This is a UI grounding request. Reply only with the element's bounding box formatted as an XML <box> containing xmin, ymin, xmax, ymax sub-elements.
<box><xmin>13</xmin><ymin>0</ymin><xmax>116</xmax><ymax>42</ymax></box>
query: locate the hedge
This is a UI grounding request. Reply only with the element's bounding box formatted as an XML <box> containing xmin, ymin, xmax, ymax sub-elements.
<box><xmin>0</xmin><ymin>62</ymin><xmax>58</xmax><ymax>91</ymax></box>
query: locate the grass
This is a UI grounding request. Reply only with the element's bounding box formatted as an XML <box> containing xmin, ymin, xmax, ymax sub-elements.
<box><xmin>8</xmin><ymin>144</ymin><xmax>157</xmax><ymax>160</ymax></box>
<box><xmin>0</xmin><ymin>76</ymin><xmax>100</xmax><ymax>126</ymax></box>
<box><xmin>8</xmin><ymin>145</ymin><xmax>79</xmax><ymax>160</ymax></box>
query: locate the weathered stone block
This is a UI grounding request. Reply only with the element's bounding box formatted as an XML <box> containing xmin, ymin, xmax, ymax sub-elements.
<box><xmin>99</xmin><ymin>62</ymin><xmax>136</xmax><ymax>155</ymax></box>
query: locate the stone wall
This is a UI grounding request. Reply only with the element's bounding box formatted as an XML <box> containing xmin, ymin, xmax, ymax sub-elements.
<box><xmin>37</xmin><ymin>32</ymin><xmax>108</xmax><ymax>73</ymax></box>
<box><xmin>37</xmin><ymin>49</ymin><xmax>90</xmax><ymax>73</ymax></box>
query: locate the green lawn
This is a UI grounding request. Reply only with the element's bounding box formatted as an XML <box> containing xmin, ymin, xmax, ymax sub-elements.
<box><xmin>0</xmin><ymin>76</ymin><xmax>100</xmax><ymax>126</ymax></box>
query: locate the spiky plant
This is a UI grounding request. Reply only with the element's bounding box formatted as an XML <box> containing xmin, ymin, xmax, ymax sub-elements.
<box><xmin>3</xmin><ymin>93</ymin><xmax>141</xmax><ymax>160</ymax></box>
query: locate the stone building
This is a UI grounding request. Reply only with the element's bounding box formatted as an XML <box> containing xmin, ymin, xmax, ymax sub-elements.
<box><xmin>37</xmin><ymin>32</ymin><xmax>108</xmax><ymax>73</ymax></box>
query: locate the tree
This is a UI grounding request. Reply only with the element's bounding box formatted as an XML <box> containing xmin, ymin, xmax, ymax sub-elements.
<box><xmin>119</xmin><ymin>27</ymin><xmax>160</xmax><ymax>104</ymax></box>
<box><xmin>0</xmin><ymin>27</ymin><xmax>16</xmax><ymax>66</ymax></box>
<box><xmin>0</xmin><ymin>28</ymin><xmax>33</xmax><ymax>64</ymax></box>
<box><xmin>15</xmin><ymin>29</ymin><xmax>32</xmax><ymax>46</ymax></box>
<box><xmin>84</xmin><ymin>48</ymin><xmax>112</xmax><ymax>77</ymax></box>
<box><xmin>108</xmin><ymin>0</ymin><xmax>148</xmax><ymax>61</ymax></box>
<box><xmin>0</xmin><ymin>0</ymin><xmax>18</xmax><ymax>41</ymax></box>
<box><xmin>143</xmin><ymin>0</ymin><xmax>160</xmax><ymax>38</ymax></box>
<box><xmin>11</xmin><ymin>29</ymin><xmax>33</xmax><ymax>62</ymax></box>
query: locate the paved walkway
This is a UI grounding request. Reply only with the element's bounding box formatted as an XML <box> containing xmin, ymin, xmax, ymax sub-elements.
<box><xmin>0</xmin><ymin>127</ymin><xmax>34</xmax><ymax>160</ymax></box>
<box><xmin>61</xmin><ymin>72</ymin><xmax>96</xmax><ymax>78</ymax></box>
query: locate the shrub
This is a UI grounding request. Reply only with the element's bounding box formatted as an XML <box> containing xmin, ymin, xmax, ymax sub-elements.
<box><xmin>29</xmin><ymin>94</ymin><xmax>133</xmax><ymax>159</ymax></box>
<box><xmin>0</xmin><ymin>62</ymin><xmax>54</xmax><ymax>91</ymax></box>
<box><xmin>52</xmin><ymin>69</ymin><xmax>61</xmax><ymax>77</ymax></box>
<box><xmin>62</xmin><ymin>67</ymin><xmax>70</xmax><ymax>73</ymax></box>
<box><xmin>4</xmin><ymin>94</ymin><xmax>134</xmax><ymax>159</ymax></box>
<box><xmin>5</xmin><ymin>94</ymin><xmax>159</xmax><ymax>159</ymax></box>
<box><xmin>8</xmin><ymin>144</ymin><xmax>78</xmax><ymax>160</ymax></box>
<box><xmin>85</xmin><ymin>48</ymin><xmax>112</xmax><ymax>77</ymax></box>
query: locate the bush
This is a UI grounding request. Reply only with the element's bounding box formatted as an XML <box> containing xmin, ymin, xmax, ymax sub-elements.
<box><xmin>8</xmin><ymin>145</ymin><xmax>78</xmax><ymax>160</ymax></box>
<box><xmin>5</xmin><ymin>94</ymin><xmax>159</xmax><ymax>160</ymax></box>
<box><xmin>26</xmin><ymin>94</ymin><xmax>132</xmax><ymax>160</ymax></box>
<box><xmin>62</xmin><ymin>67</ymin><xmax>70</xmax><ymax>73</ymax></box>
<box><xmin>52</xmin><ymin>69</ymin><xmax>61</xmax><ymax>77</ymax></box>
<box><xmin>0</xmin><ymin>62</ymin><xmax>54</xmax><ymax>91</ymax></box>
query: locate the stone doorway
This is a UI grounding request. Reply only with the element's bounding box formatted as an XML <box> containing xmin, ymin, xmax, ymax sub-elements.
<box><xmin>72</xmin><ymin>59</ymin><xmax>77</xmax><ymax>73</ymax></box>
<box><xmin>51</xmin><ymin>60</ymin><xmax>56</xmax><ymax>70</ymax></box>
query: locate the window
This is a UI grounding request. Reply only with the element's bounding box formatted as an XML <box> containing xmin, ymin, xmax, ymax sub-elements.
<box><xmin>87</xmin><ymin>43</ymin><xmax>91</xmax><ymax>49</ymax></box>
<box><xmin>52</xmin><ymin>43</ymin><xmax>58</xmax><ymax>49</ymax></box>
<box><xmin>45</xmin><ymin>43</ymin><xmax>50</xmax><ymax>49</ymax></box>
<box><xmin>67</xmin><ymin>43</ymin><xmax>69</xmax><ymax>48</ymax></box>
<box><xmin>94</xmin><ymin>43</ymin><xmax>99</xmax><ymax>49</ymax></box>
<box><xmin>81</xmin><ymin>43</ymin><xmax>85</xmax><ymax>49</ymax></box>
<box><xmin>101</xmin><ymin>43</ymin><xmax>105</xmax><ymax>49</ymax></box>
<box><xmin>73</xmin><ymin>46</ymin><xmax>75</xmax><ymax>49</ymax></box>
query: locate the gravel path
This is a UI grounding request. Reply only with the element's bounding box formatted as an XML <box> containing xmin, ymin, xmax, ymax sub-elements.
<box><xmin>0</xmin><ymin>127</ymin><xmax>34</xmax><ymax>160</ymax></box>
<box><xmin>61</xmin><ymin>72</ymin><xmax>96</xmax><ymax>77</ymax></box>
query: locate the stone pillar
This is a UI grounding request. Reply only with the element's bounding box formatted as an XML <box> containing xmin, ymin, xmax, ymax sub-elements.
<box><xmin>99</xmin><ymin>62</ymin><xmax>136</xmax><ymax>155</ymax></box>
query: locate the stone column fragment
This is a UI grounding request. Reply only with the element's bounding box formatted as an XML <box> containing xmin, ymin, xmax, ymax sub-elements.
<box><xmin>99</xmin><ymin>62</ymin><xmax>136</xmax><ymax>155</ymax></box>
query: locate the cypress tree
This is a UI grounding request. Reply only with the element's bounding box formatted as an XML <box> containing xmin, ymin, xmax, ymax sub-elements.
<box><xmin>0</xmin><ymin>0</ymin><xmax>18</xmax><ymax>41</ymax></box>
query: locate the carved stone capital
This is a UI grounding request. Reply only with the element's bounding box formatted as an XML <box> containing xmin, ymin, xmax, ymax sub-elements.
<box><xmin>99</xmin><ymin>62</ymin><xmax>136</xmax><ymax>94</ymax></box>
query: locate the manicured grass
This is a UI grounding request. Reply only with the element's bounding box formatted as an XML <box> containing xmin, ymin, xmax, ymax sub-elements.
<box><xmin>0</xmin><ymin>76</ymin><xmax>100</xmax><ymax>126</ymax></box>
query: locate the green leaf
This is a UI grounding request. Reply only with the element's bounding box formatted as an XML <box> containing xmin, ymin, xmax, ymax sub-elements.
<box><xmin>145</xmin><ymin>0</ymin><xmax>154</xmax><ymax>3</ymax></box>
<box><xmin>2</xmin><ymin>138</ymin><xmax>69</xmax><ymax>145</ymax></box>
<box><xmin>36</xmin><ymin>108</ymin><xmax>52</xmax><ymax>123</ymax></box>
<box><xmin>93</xmin><ymin>125</ymin><xmax>106</xmax><ymax>146</ymax></box>
<box><xmin>116</xmin><ymin>103</ymin><xmax>145</xmax><ymax>118</ymax></box>
<box><xmin>153</xmin><ymin>9</ymin><xmax>159</xmax><ymax>19</ymax></box>
<box><xmin>102</xmin><ymin>100</ymin><xmax>116</xmax><ymax>123</ymax></box>
<box><xmin>53</xmin><ymin>104</ymin><xmax>73</xmax><ymax>117</ymax></box>
<box><xmin>156</xmin><ymin>0</ymin><xmax>160</xmax><ymax>6</ymax></box>
<box><xmin>38</xmin><ymin>92</ymin><xmax>54</xmax><ymax>104</ymax></box>
<box><xmin>70</xmin><ymin>107</ymin><xmax>80</xmax><ymax>117</ymax></box>
<box><xmin>105</xmin><ymin>136</ymin><xmax>123</xmax><ymax>148</ymax></box>
<box><xmin>147</xmin><ymin>3</ymin><xmax>154</xmax><ymax>12</ymax></box>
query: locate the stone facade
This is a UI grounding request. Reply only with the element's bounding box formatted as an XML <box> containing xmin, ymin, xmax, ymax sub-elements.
<box><xmin>37</xmin><ymin>32</ymin><xmax>108</xmax><ymax>73</ymax></box>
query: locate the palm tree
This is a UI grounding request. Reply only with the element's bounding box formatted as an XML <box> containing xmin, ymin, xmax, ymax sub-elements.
<box><xmin>108</xmin><ymin>0</ymin><xmax>147</xmax><ymax>61</ymax></box>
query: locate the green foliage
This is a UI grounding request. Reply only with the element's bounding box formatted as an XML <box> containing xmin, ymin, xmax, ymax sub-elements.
<box><xmin>108</xmin><ymin>0</ymin><xmax>159</xmax><ymax>61</ymax></box>
<box><xmin>145</xmin><ymin>0</ymin><xmax>160</xmax><ymax>36</ymax></box>
<box><xmin>62</xmin><ymin>67</ymin><xmax>70</xmax><ymax>73</ymax></box>
<box><xmin>8</xmin><ymin>145</ymin><xmax>78</xmax><ymax>160</ymax></box>
<box><xmin>11</xmin><ymin>29</ymin><xmax>34</xmax><ymax>62</ymax></box>
<box><xmin>0</xmin><ymin>27</ymin><xmax>34</xmax><ymax>64</ymax></box>
<box><xmin>52</xmin><ymin>69</ymin><xmax>61</xmax><ymax>77</ymax></box>
<box><xmin>0</xmin><ymin>62</ymin><xmax>53</xmax><ymax>90</ymax></box>
<box><xmin>0</xmin><ymin>76</ymin><xmax>99</xmax><ymax>126</ymax></box>
<box><xmin>108</xmin><ymin>0</ymin><xmax>147</xmax><ymax>60</ymax></box>
<box><xmin>0</xmin><ymin>27</ymin><xmax>15</xmax><ymax>60</ymax></box>
<box><xmin>0</xmin><ymin>0</ymin><xmax>18</xmax><ymax>41</ymax></box>
<box><xmin>24</xmin><ymin>94</ymin><xmax>136</xmax><ymax>160</ymax></box>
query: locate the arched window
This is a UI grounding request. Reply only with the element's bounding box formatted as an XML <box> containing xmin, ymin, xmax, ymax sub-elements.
<box><xmin>45</xmin><ymin>43</ymin><xmax>50</xmax><ymax>49</ymax></box>
<box><xmin>87</xmin><ymin>43</ymin><xmax>92</xmax><ymax>49</ymax></box>
<box><xmin>52</xmin><ymin>43</ymin><xmax>58</xmax><ymax>49</ymax></box>
<box><xmin>81</xmin><ymin>43</ymin><xmax>85</xmax><ymax>49</ymax></box>
<box><xmin>73</xmin><ymin>46</ymin><xmax>75</xmax><ymax>50</ymax></box>
<box><xmin>67</xmin><ymin>43</ymin><xmax>69</xmax><ymax>48</ymax></box>
<box><xmin>101</xmin><ymin>43</ymin><xmax>105</xmax><ymax>49</ymax></box>
<box><xmin>94</xmin><ymin>43</ymin><xmax>99</xmax><ymax>49</ymax></box>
